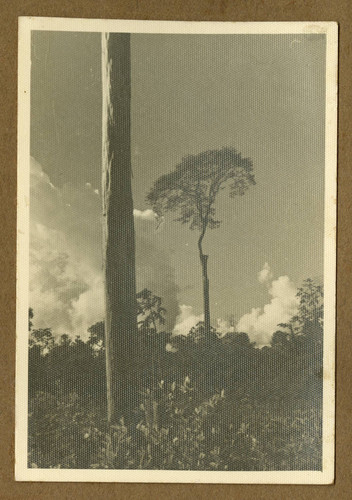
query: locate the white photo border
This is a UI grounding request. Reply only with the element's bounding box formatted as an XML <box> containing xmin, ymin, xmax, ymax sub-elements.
<box><xmin>16</xmin><ymin>17</ymin><xmax>338</xmax><ymax>484</ymax></box>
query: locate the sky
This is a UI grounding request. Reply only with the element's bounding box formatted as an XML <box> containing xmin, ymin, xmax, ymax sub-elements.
<box><xmin>29</xmin><ymin>31</ymin><xmax>326</xmax><ymax>346</ymax></box>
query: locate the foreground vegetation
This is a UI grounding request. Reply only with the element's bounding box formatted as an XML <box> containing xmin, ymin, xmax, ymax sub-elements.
<box><xmin>28</xmin><ymin>279</ymin><xmax>323</xmax><ymax>470</ymax></box>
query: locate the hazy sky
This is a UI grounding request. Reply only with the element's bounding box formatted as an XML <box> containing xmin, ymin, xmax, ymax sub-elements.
<box><xmin>30</xmin><ymin>31</ymin><xmax>326</xmax><ymax>345</ymax></box>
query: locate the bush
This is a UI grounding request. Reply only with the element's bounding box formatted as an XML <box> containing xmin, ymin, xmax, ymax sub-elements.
<box><xmin>28</xmin><ymin>377</ymin><xmax>321</xmax><ymax>470</ymax></box>
<box><xmin>28</xmin><ymin>391</ymin><xmax>107</xmax><ymax>468</ymax></box>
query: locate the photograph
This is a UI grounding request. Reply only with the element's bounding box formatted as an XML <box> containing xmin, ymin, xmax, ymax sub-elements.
<box><xmin>16</xmin><ymin>18</ymin><xmax>337</xmax><ymax>483</ymax></box>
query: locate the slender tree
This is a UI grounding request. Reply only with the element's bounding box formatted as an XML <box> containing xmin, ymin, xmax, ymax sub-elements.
<box><xmin>147</xmin><ymin>147</ymin><xmax>255</xmax><ymax>335</ymax></box>
<box><xmin>102</xmin><ymin>33</ymin><xmax>138</xmax><ymax>424</ymax></box>
<box><xmin>137</xmin><ymin>288</ymin><xmax>166</xmax><ymax>333</ymax></box>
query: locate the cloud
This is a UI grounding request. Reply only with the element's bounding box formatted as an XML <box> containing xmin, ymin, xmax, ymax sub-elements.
<box><xmin>30</xmin><ymin>222</ymin><xmax>104</xmax><ymax>336</ymax></box>
<box><xmin>215</xmin><ymin>318</ymin><xmax>235</xmax><ymax>336</ymax></box>
<box><xmin>172</xmin><ymin>310</ymin><xmax>234</xmax><ymax>338</ymax></box>
<box><xmin>133</xmin><ymin>208</ymin><xmax>157</xmax><ymax>221</ymax></box>
<box><xmin>173</xmin><ymin>305</ymin><xmax>203</xmax><ymax>336</ymax></box>
<box><xmin>257</xmin><ymin>262</ymin><xmax>273</xmax><ymax>284</ymax></box>
<box><xmin>30</xmin><ymin>157</ymin><xmax>180</xmax><ymax>337</ymax></box>
<box><xmin>236</xmin><ymin>271</ymin><xmax>299</xmax><ymax>347</ymax></box>
<box><xmin>30</xmin><ymin>157</ymin><xmax>104</xmax><ymax>338</ymax></box>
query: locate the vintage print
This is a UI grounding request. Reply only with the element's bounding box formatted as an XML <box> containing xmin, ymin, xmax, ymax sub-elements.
<box><xmin>16</xmin><ymin>18</ymin><xmax>337</xmax><ymax>483</ymax></box>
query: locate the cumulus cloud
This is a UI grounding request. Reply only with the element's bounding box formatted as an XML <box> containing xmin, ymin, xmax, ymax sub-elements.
<box><xmin>171</xmin><ymin>310</ymin><xmax>234</xmax><ymax>338</ymax></box>
<box><xmin>30</xmin><ymin>157</ymin><xmax>179</xmax><ymax>338</ymax></box>
<box><xmin>215</xmin><ymin>318</ymin><xmax>235</xmax><ymax>336</ymax></box>
<box><xmin>30</xmin><ymin>157</ymin><xmax>104</xmax><ymax>338</ymax></box>
<box><xmin>30</xmin><ymin>222</ymin><xmax>105</xmax><ymax>336</ymax></box>
<box><xmin>257</xmin><ymin>262</ymin><xmax>273</xmax><ymax>284</ymax></box>
<box><xmin>173</xmin><ymin>305</ymin><xmax>203</xmax><ymax>336</ymax></box>
<box><xmin>236</xmin><ymin>269</ymin><xmax>299</xmax><ymax>347</ymax></box>
<box><xmin>133</xmin><ymin>208</ymin><xmax>157</xmax><ymax>221</ymax></box>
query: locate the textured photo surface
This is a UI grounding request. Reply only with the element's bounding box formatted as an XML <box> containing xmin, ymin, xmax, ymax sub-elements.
<box><xmin>16</xmin><ymin>19</ymin><xmax>337</xmax><ymax>483</ymax></box>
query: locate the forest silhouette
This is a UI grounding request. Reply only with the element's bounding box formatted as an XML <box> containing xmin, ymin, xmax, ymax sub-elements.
<box><xmin>28</xmin><ymin>278</ymin><xmax>323</xmax><ymax>470</ymax></box>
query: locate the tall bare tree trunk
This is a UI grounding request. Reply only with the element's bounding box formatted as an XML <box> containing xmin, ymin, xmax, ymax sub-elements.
<box><xmin>102</xmin><ymin>32</ymin><xmax>137</xmax><ymax>425</ymax></box>
<box><xmin>198</xmin><ymin>234</ymin><xmax>211</xmax><ymax>335</ymax></box>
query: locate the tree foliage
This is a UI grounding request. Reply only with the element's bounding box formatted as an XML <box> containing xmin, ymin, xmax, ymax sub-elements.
<box><xmin>137</xmin><ymin>288</ymin><xmax>166</xmax><ymax>332</ymax></box>
<box><xmin>147</xmin><ymin>147</ymin><xmax>255</xmax><ymax>231</ymax></box>
<box><xmin>295</xmin><ymin>278</ymin><xmax>324</xmax><ymax>327</ymax></box>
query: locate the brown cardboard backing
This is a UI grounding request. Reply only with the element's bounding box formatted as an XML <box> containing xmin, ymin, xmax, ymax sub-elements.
<box><xmin>1</xmin><ymin>1</ymin><xmax>350</xmax><ymax>498</ymax></box>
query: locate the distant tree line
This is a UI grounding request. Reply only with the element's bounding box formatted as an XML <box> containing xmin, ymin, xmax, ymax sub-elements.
<box><xmin>28</xmin><ymin>279</ymin><xmax>323</xmax><ymax>413</ymax></box>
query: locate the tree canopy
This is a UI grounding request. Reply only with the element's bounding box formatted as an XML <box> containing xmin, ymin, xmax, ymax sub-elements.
<box><xmin>146</xmin><ymin>147</ymin><xmax>255</xmax><ymax>231</ymax></box>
